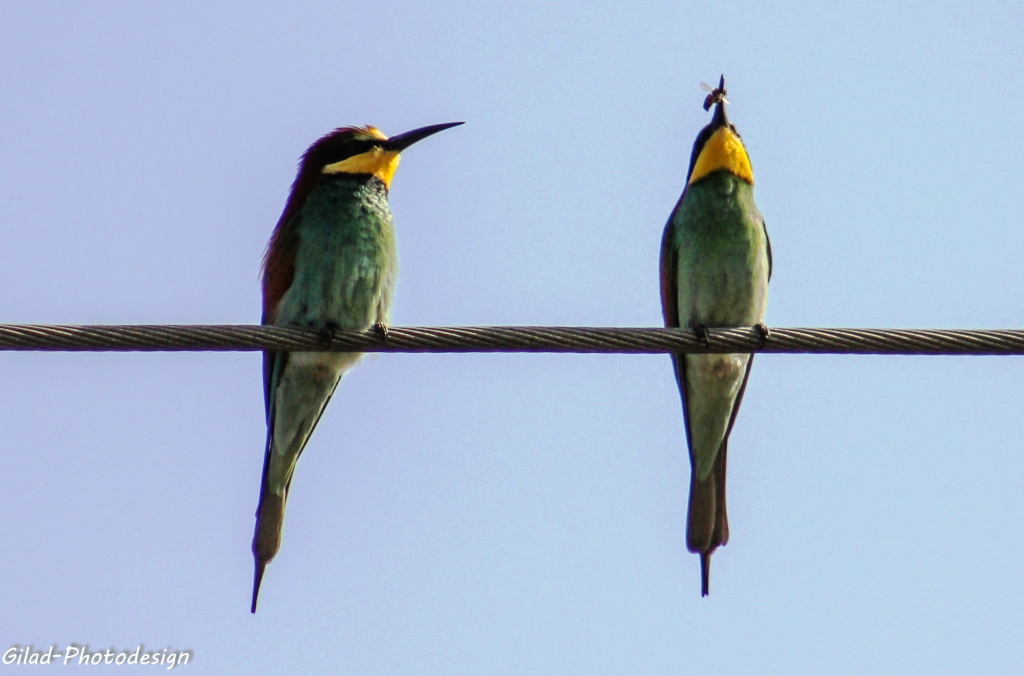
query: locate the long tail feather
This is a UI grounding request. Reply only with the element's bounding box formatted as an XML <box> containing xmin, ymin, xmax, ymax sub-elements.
<box><xmin>251</xmin><ymin>491</ymin><xmax>285</xmax><ymax>613</ymax></box>
<box><xmin>251</xmin><ymin>561</ymin><xmax>266</xmax><ymax>614</ymax></box>
<box><xmin>687</xmin><ymin>440</ymin><xmax>729</xmax><ymax>596</ymax></box>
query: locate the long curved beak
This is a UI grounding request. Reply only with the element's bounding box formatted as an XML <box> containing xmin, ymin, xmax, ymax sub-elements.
<box><xmin>383</xmin><ymin>122</ymin><xmax>464</xmax><ymax>152</ymax></box>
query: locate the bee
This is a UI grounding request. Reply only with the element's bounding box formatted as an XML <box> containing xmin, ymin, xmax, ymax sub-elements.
<box><xmin>700</xmin><ymin>75</ymin><xmax>728</xmax><ymax>111</ymax></box>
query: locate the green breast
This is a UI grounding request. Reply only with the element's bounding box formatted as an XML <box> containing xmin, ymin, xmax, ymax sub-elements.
<box><xmin>277</xmin><ymin>175</ymin><xmax>398</xmax><ymax>329</ymax></box>
<box><xmin>670</xmin><ymin>171</ymin><xmax>769</xmax><ymax>327</ymax></box>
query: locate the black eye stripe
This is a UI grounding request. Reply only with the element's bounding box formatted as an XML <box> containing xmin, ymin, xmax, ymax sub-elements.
<box><xmin>317</xmin><ymin>138</ymin><xmax>381</xmax><ymax>167</ymax></box>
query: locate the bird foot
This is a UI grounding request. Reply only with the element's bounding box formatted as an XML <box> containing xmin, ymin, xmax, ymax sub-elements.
<box><xmin>373</xmin><ymin>321</ymin><xmax>389</xmax><ymax>344</ymax></box>
<box><xmin>755</xmin><ymin>322</ymin><xmax>771</xmax><ymax>347</ymax></box>
<box><xmin>694</xmin><ymin>324</ymin><xmax>711</xmax><ymax>349</ymax></box>
<box><xmin>316</xmin><ymin>323</ymin><xmax>338</xmax><ymax>347</ymax></box>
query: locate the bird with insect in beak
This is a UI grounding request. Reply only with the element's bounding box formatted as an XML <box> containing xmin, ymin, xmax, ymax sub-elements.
<box><xmin>251</xmin><ymin>121</ymin><xmax>463</xmax><ymax>612</ymax></box>
<box><xmin>660</xmin><ymin>76</ymin><xmax>771</xmax><ymax>596</ymax></box>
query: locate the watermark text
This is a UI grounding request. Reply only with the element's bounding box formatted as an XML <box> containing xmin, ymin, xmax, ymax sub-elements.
<box><xmin>3</xmin><ymin>644</ymin><xmax>191</xmax><ymax>669</ymax></box>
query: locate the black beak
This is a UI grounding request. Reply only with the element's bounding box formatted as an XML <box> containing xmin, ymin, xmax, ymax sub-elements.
<box><xmin>383</xmin><ymin>122</ymin><xmax>464</xmax><ymax>152</ymax></box>
<box><xmin>711</xmin><ymin>75</ymin><xmax>729</xmax><ymax>129</ymax></box>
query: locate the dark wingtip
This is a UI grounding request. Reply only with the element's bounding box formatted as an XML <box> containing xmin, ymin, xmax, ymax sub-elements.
<box><xmin>700</xmin><ymin>553</ymin><xmax>711</xmax><ymax>597</ymax></box>
<box><xmin>251</xmin><ymin>560</ymin><xmax>267</xmax><ymax>614</ymax></box>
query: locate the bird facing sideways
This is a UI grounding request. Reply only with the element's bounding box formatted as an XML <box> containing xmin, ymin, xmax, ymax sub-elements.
<box><xmin>251</xmin><ymin>121</ymin><xmax>463</xmax><ymax>613</ymax></box>
<box><xmin>660</xmin><ymin>77</ymin><xmax>771</xmax><ymax>596</ymax></box>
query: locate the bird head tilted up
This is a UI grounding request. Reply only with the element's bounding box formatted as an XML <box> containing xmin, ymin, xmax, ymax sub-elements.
<box><xmin>686</xmin><ymin>76</ymin><xmax>753</xmax><ymax>187</ymax></box>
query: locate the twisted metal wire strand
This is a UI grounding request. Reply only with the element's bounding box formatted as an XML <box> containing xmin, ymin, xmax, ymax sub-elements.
<box><xmin>0</xmin><ymin>324</ymin><xmax>1023</xmax><ymax>355</ymax></box>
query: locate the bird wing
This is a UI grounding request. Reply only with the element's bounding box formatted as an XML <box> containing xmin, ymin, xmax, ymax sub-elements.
<box><xmin>261</xmin><ymin>180</ymin><xmax>312</xmax><ymax>324</ymax></box>
<box><xmin>659</xmin><ymin>218</ymin><xmax>680</xmax><ymax>330</ymax></box>
<box><xmin>251</xmin><ymin>348</ymin><xmax>289</xmax><ymax>612</ymax></box>
<box><xmin>257</xmin><ymin>337</ymin><xmax>342</xmax><ymax>506</ymax></box>
<box><xmin>659</xmin><ymin>216</ymin><xmax>696</xmax><ymax>456</ymax></box>
<box><xmin>259</xmin><ymin>197</ymin><xmax>304</xmax><ymax>457</ymax></box>
<box><xmin>723</xmin><ymin>355</ymin><xmax>755</xmax><ymax>444</ymax></box>
<box><xmin>258</xmin><ymin>197</ymin><xmax>300</xmax><ymax>508</ymax></box>
<box><xmin>256</xmin><ymin>349</ymin><xmax>288</xmax><ymax>506</ymax></box>
<box><xmin>763</xmin><ymin>219</ymin><xmax>772</xmax><ymax>282</ymax></box>
<box><xmin>261</xmin><ymin>227</ymin><xmax>298</xmax><ymax>324</ymax></box>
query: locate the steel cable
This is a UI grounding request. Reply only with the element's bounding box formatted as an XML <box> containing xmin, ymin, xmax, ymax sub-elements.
<box><xmin>0</xmin><ymin>324</ymin><xmax>1023</xmax><ymax>355</ymax></box>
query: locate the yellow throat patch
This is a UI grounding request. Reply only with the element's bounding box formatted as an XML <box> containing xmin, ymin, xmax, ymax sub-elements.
<box><xmin>688</xmin><ymin>126</ymin><xmax>754</xmax><ymax>185</ymax></box>
<box><xmin>322</xmin><ymin>127</ymin><xmax>401</xmax><ymax>188</ymax></box>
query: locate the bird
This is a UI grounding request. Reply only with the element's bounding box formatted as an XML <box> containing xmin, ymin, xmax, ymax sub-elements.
<box><xmin>251</xmin><ymin>121</ymin><xmax>463</xmax><ymax>613</ymax></box>
<box><xmin>659</xmin><ymin>76</ymin><xmax>771</xmax><ymax>596</ymax></box>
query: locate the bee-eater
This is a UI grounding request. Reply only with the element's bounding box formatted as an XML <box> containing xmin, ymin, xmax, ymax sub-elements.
<box><xmin>252</xmin><ymin>121</ymin><xmax>463</xmax><ymax>612</ymax></box>
<box><xmin>660</xmin><ymin>77</ymin><xmax>771</xmax><ymax>596</ymax></box>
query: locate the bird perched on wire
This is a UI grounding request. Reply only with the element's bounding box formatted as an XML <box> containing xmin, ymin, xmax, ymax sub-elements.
<box><xmin>252</xmin><ymin>121</ymin><xmax>463</xmax><ymax>612</ymax></box>
<box><xmin>660</xmin><ymin>76</ymin><xmax>771</xmax><ymax>596</ymax></box>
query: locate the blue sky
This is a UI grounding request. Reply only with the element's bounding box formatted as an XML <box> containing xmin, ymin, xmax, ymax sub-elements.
<box><xmin>1</xmin><ymin>1</ymin><xmax>1023</xmax><ymax>673</ymax></box>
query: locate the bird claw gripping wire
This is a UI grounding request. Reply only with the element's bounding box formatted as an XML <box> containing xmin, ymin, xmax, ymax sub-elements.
<box><xmin>694</xmin><ymin>324</ymin><xmax>711</xmax><ymax>349</ymax></box>
<box><xmin>316</xmin><ymin>323</ymin><xmax>338</xmax><ymax>347</ymax></box>
<box><xmin>755</xmin><ymin>322</ymin><xmax>771</xmax><ymax>348</ymax></box>
<box><xmin>374</xmin><ymin>322</ymin><xmax>390</xmax><ymax>344</ymax></box>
